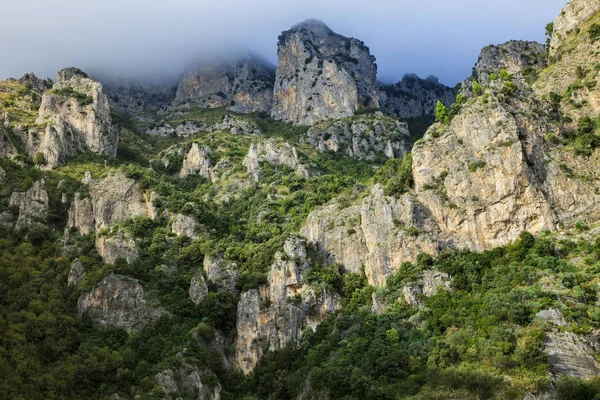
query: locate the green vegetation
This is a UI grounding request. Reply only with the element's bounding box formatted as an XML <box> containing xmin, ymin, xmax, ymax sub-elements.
<box><xmin>373</xmin><ymin>153</ymin><xmax>414</xmax><ymax>197</ymax></box>
<box><xmin>435</xmin><ymin>100</ymin><xmax>449</xmax><ymax>123</ymax></box>
<box><xmin>50</xmin><ymin>86</ymin><xmax>94</xmax><ymax>106</ymax></box>
<box><xmin>589</xmin><ymin>23</ymin><xmax>600</xmax><ymax>43</ymax></box>
<box><xmin>245</xmin><ymin>231</ymin><xmax>600</xmax><ymax>399</ymax></box>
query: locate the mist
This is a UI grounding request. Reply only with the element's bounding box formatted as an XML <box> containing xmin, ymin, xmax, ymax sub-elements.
<box><xmin>1</xmin><ymin>0</ymin><xmax>566</xmax><ymax>86</ymax></box>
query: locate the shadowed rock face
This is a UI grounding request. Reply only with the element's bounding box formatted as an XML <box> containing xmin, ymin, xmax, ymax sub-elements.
<box><xmin>77</xmin><ymin>273</ymin><xmax>163</xmax><ymax>333</ymax></box>
<box><xmin>27</xmin><ymin>67</ymin><xmax>119</xmax><ymax>168</ymax></box>
<box><xmin>9</xmin><ymin>180</ymin><xmax>49</xmax><ymax>232</ymax></box>
<box><xmin>379</xmin><ymin>75</ymin><xmax>456</xmax><ymax>120</ymax></box>
<box><xmin>175</xmin><ymin>57</ymin><xmax>275</xmax><ymax>113</ymax></box>
<box><xmin>271</xmin><ymin>19</ymin><xmax>379</xmax><ymax>126</ymax></box>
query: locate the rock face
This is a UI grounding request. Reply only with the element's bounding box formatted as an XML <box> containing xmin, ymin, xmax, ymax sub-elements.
<box><xmin>103</xmin><ymin>80</ymin><xmax>176</xmax><ymax>113</ymax></box>
<box><xmin>549</xmin><ymin>0</ymin><xmax>600</xmax><ymax>57</ymax></box>
<box><xmin>204</xmin><ymin>255</ymin><xmax>238</xmax><ymax>291</ymax></box>
<box><xmin>472</xmin><ymin>41</ymin><xmax>546</xmax><ymax>85</ymax></box>
<box><xmin>68</xmin><ymin>258</ymin><xmax>86</xmax><ymax>286</ymax></box>
<box><xmin>18</xmin><ymin>73</ymin><xmax>52</xmax><ymax>94</ymax></box>
<box><xmin>535</xmin><ymin>0</ymin><xmax>600</xmax><ymax>118</ymax></box>
<box><xmin>9</xmin><ymin>180</ymin><xmax>49</xmax><ymax>232</ymax></box>
<box><xmin>301</xmin><ymin>185</ymin><xmax>442</xmax><ymax>286</ymax></box>
<box><xmin>95</xmin><ymin>231</ymin><xmax>139</xmax><ymax>264</ymax></box>
<box><xmin>234</xmin><ymin>238</ymin><xmax>340</xmax><ymax>374</ymax></box>
<box><xmin>305</xmin><ymin>114</ymin><xmax>411</xmax><ymax>160</ymax></box>
<box><xmin>78</xmin><ymin>273</ymin><xmax>163</xmax><ymax>333</ymax></box>
<box><xmin>0</xmin><ymin>127</ymin><xmax>18</xmax><ymax>160</ymax></box>
<box><xmin>180</xmin><ymin>143</ymin><xmax>212</xmax><ymax>179</ymax></box>
<box><xmin>155</xmin><ymin>366</ymin><xmax>221</xmax><ymax>400</ymax></box>
<box><xmin>171</xmin><ymin>213</ymin><xmax>200</xmax><ymax>239</ymax></box>
<box><xmin>271</xmin><ymin>19</ymin><xmax>379</xmax><ymax>125</ymax></box>
<box><xmin>379</xmin><ymin>74</ymin><xmax>456</xmax><ymax>119</ymax></box>
<box><xmin>412</xmin><ymin>87</ymin><xmax>600</xmax><ymax>251</ymax></box>
<box><xmin>67</xmin><ymin>171</ymin><xmax>154</xmax><ymax>235</ymax></box>
<box><xmin>536</xmin><ymin>308</ymin><xmax>567</xmax><ymax>327</ymax></box>
<box><xmin>544</xmin><ymin>332</ymin><xmax>600</xmax><ymax>379</ymax></box>
<box><xmin>243</xmin><ymin>141</ymin><xmax>310</xmax><ymax>181</ymax></box>
<box><xmin>189</xmin><ymin>271</ymin><xmax>208</xmax><ymax>305</ymax></box>
<box><xmin>175</xmin><ymin>57</ymin><xmax>275</xmax><ymax>113</ymax></box>
<box><xmin>27</xmin><ymin>67</ymin><xmax>119</xmax><ymax>168</ymax></box>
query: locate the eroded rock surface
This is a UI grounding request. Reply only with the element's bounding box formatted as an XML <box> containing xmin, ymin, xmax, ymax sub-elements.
<box><xmin>78</xmin><ymin>273</ymin><xmax>163</xmax><ymax>333</ymax></box>
<box><xmin>271</xmin><ymin>19</ymin><xmax>379</xmax><ymax>125</ymax></box>
<box><xmin>243</xmin><ymin>141</ymin><xmax>310</xmax><ymax>181</ymax></box>
<box><xmin>68</xmin><ymin>258</ymin><xmax>86</xmax><ymax>286</ymax></box>
<box><xmin>9</xmin><ymin>180</ymin><xmax>49</xmax><ymax>232</ymax></box>
<box><xmin>234</xmin><ymin>238</ymin><xmax>340</xmax><ymax>374</ymax></box>
<box><xmin>27</xmin><ymin>67</ymin><xmax>118</xmax><ymax>168</ymax></box>
<box><xmin>305</xmin><ymin>114</ymin><xmax>411</xmax><ymax>160</ymax></box>
<box><xmin>175</xmin><ymin>57</ymin><xmax>274</xmax><ymax>113</ymax></box>
<box><xmin>95</xmin><ymin>230</ymin><xmax>139</xmax><ymax>264</ymax></box>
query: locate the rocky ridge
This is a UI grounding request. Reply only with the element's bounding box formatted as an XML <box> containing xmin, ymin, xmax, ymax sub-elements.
<box><xmin>27</xmin><ymin>67</ymin><xmax>119</xmax><ymax>168</ymax></box>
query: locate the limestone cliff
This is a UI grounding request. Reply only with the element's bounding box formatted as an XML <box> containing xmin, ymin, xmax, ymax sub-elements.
<box><xmin>27</xmin><ymin>67</ymin><xmax>119</xmax><ymax>167</ymax></box>
<box><xmin>77</xmin><ymin>273</ymin><xmax>163</xmax><ymax>333</ymax></box>
<box><xmin>234</xmin><ymin>238</ymin><xmax>340</xmax><ymax>374</ymax></box>
<box><xmin>175</xmin><ymin>57</ymin><xmax>275</xmax><ymax>113</ymax></box>
<box><xmin>271</xmin><ymin>19</ymin><xmax>379</xmax><ymax>125</ymax></box>
<box><xmin>9</xmin><ymin>180</ymin><xmax>49</xmax><ymax>232</ymax></box>
<box><xmin>67</xmin><ymin>171</ymin><xmax>155</xmax><ymax>235</ymax></box>
<box><xmin>104</xmin><ymin>80</ymin><xmax>176</xmax><ymax>113</ymax></box>
<box><xmin>535</xmin><ymin>0</ymin><xmax>600</xmax><ymax>118</ymax></box>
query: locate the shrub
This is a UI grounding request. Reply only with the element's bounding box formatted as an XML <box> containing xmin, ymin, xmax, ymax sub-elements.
<box><xmin>50</xmin><ymin>86</ymin><xmax>93</xmax><ymax>105</ymax></box>
<box><xmin>435</xmin><ymin>100</ymin><xmax>449</xmax><ymax>123</ymax></box>
<box><xmin>589</xmin><ymin>23</ymin><xmax>600</xmax><ymax>42</ymax></box>
<box><xmin>33</xmin><ymin>152</ymin><xmax>46</xmax><ymax>166</ymax></box>
<box><xmin>472</xmin><ymin>81</ymin><xmax>482</xmax><ymax>96</ymax></box>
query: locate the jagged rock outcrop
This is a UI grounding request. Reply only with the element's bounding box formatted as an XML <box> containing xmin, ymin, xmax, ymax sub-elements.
<box><xmin>78</xmin><ymin>273</ymin><xmax>163</xmax><ymax>333</ymax></box>
<box><xmin>175</xmin><ymin>57</ymin><xmax>275</xmax><ymax>113</ymax></box>
<box><xmin>18</xmin><ymin>73</ymin><xmax>52</xmax><ymax>94</ymax></box>
<box><xmin>536</xmin><ymin>308</ymin><xmax>567</xmax><ymax>327</ymax></box>
<box><xmin>67</xmin><ymin>171</ymin><xmax>155</xmax><ymax>235</ymax></box>
<box><xmin>302</xmin><ymin>185</ymin><xmax>442</xmax><ymax>286</ymax></box>
<box><xmin>146</xmin><ymin>115</ymin><xmax>261</xmax><ymax>136</ymax></box>
<box><xmin>549</xmin><ymin>0</ymin><xmax>600</xmax><ymax>57</ymax></box>
<box><xmin>155</xmin><ymin>366</ymin><xmax>221</xmax><ymax>400</ymax></box>
<box><xmin>180</xmin><ymin>143</ymin><xmax>212</xmax><ymax>179</ymax></box>
<box><xmin>243</xmin><ymin>141</ymin><xmax>310</xmax><ymax>181</ymax></box>
<box><xmin>472</xmin><ymin>41</ymin><xmax>546</xmax><ymax>85</ymax></box>
<box><xmin>0</xmin><ymin>126</ymin><xmax>18</xmax><ymax>160</ymax></box>
<box><xmin>379</xmin><ymin>74</ymin><xmax>456</xmax><ymax>119</ymax></box>
<box><xmin>535</xmin><ymin>0</ymin><xmax>600</xmax><ymax>118</ymax></box>
<box><xmin>412</xmin><ymin>84</ymin><xmax>600</xmax><ymax>251</ymax></box>
<box><xmin>171</xmin><ymin>213</ymin><xmax>200</xmax><ymax>239</ymax></box>
<box><xmin>9</xmin><ymin>180</ymin><xmax>49</xmax><ymax>232</ymax></box>
<box><xmin>204</xmin><ymin>255</ymin><xmax>238</xmax><ymax>291</ymax></box>
<box><xmin>95</xmin><ymin>230</ymin><xmax>139</xmax><ymax>264</ymax></box>
<box><xmin>234</xmin><ymin>238</ymin><xmax>340</xmax><ymax>374</ymax></box>
<box><xmin>68</xmin><ymin>258</ymin><xmax>86</xmax><ymax>286</ymax></box>
<box><xmin>103</xmin><ymin>80</ymin><xmax>176</xmax><ymax>113</ymax></box>
<box><xmin>305</xmin><ymin>113</ymin><xmax>411</xmax><ymax>160</ymax></box>
<box><xmin>271</xmin><ymin>19</ymin><xmax>379</xmax><ymax>125</ymax></box>
<box><xmin>189</xmin><ymin>271</ymin><xmax>208</xmax><ymax>305</ymax></box>
<box><xmin>545</xmin><ymin>331</ymin><xmax>600</xmax><ymax>379</ymax></box>
<box><xmin>27</xmin><ymin>67</ymin><xmax>119</xmax><ymax>168</ymax></box>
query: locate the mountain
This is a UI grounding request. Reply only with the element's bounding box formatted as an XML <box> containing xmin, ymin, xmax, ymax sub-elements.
<box><xmin>1</xmin><ymin>0</ymin><xmax>600</xmax><ymax>399</ymax></box>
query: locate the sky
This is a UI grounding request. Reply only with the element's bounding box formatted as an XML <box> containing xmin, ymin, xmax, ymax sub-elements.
<box><xmin>0</xmin><ymin>0</ymin><xmax>567</xmax><ymax>87</ymax></box>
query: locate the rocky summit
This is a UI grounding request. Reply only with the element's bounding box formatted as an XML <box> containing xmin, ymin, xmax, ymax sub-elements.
<box><xmin>2</xmin><ymin>1</ymin><xmax>600</xmax><ymax>399</ymax></box>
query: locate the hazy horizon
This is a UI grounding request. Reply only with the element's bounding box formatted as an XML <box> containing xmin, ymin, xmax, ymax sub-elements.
<box><xmin>1</xmin><ymin>0</ymin><xmax>567</xmax><ymax>86</ymax></box>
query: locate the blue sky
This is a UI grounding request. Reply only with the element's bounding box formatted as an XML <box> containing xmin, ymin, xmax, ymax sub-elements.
<box><xmin>0</xmin><ymin>0</ymin><xmax>567</xmax><ymax>86</ymax></box>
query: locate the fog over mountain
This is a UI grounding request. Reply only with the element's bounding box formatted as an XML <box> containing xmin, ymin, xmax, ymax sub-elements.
<box><xmin>1</xmin><ymin>0</ymin><xmax>565</xmax><ymax>85</ymax></box>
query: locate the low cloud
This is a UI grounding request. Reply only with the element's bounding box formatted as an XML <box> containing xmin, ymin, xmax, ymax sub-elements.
<box><xmin>1</xmin><ymin>0</ymin><xmax>565</xmax><ymax>86</ymax></box>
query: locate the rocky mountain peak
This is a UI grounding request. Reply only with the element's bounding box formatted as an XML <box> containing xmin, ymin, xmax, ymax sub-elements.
<box><xmin>18</xmin><ymin>73</ymin><xmax>52</xmax><ymax>94</ymax></box>
<box><xmin>473</xmin><ymin>40</ymin><xmax>546</xmax><ymax>85</ymax></box>
<box><xmin>549</xmin><ymin>0</ymin><xmax>600</xmax><ymax>57</ymax></box>
<box><xmin>57</xmin><ymin>67</ymin><xmax>90</xmax><ymax>83</ymax></box>
<box><xmin>272</xmin><ymin>20</ymin><xmax>379</xmax><ymax>125</ymax></box>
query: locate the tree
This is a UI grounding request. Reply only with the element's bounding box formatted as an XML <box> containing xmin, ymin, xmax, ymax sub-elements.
<box><xmin>435</xmin><ymin>100</ymin><xmax>449</xmax><ymax>123</ymax></box>
<box><xmin>33</xmin><ymin>152</ymin><xmax>46</xmax><ymax>166</ymax></box>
